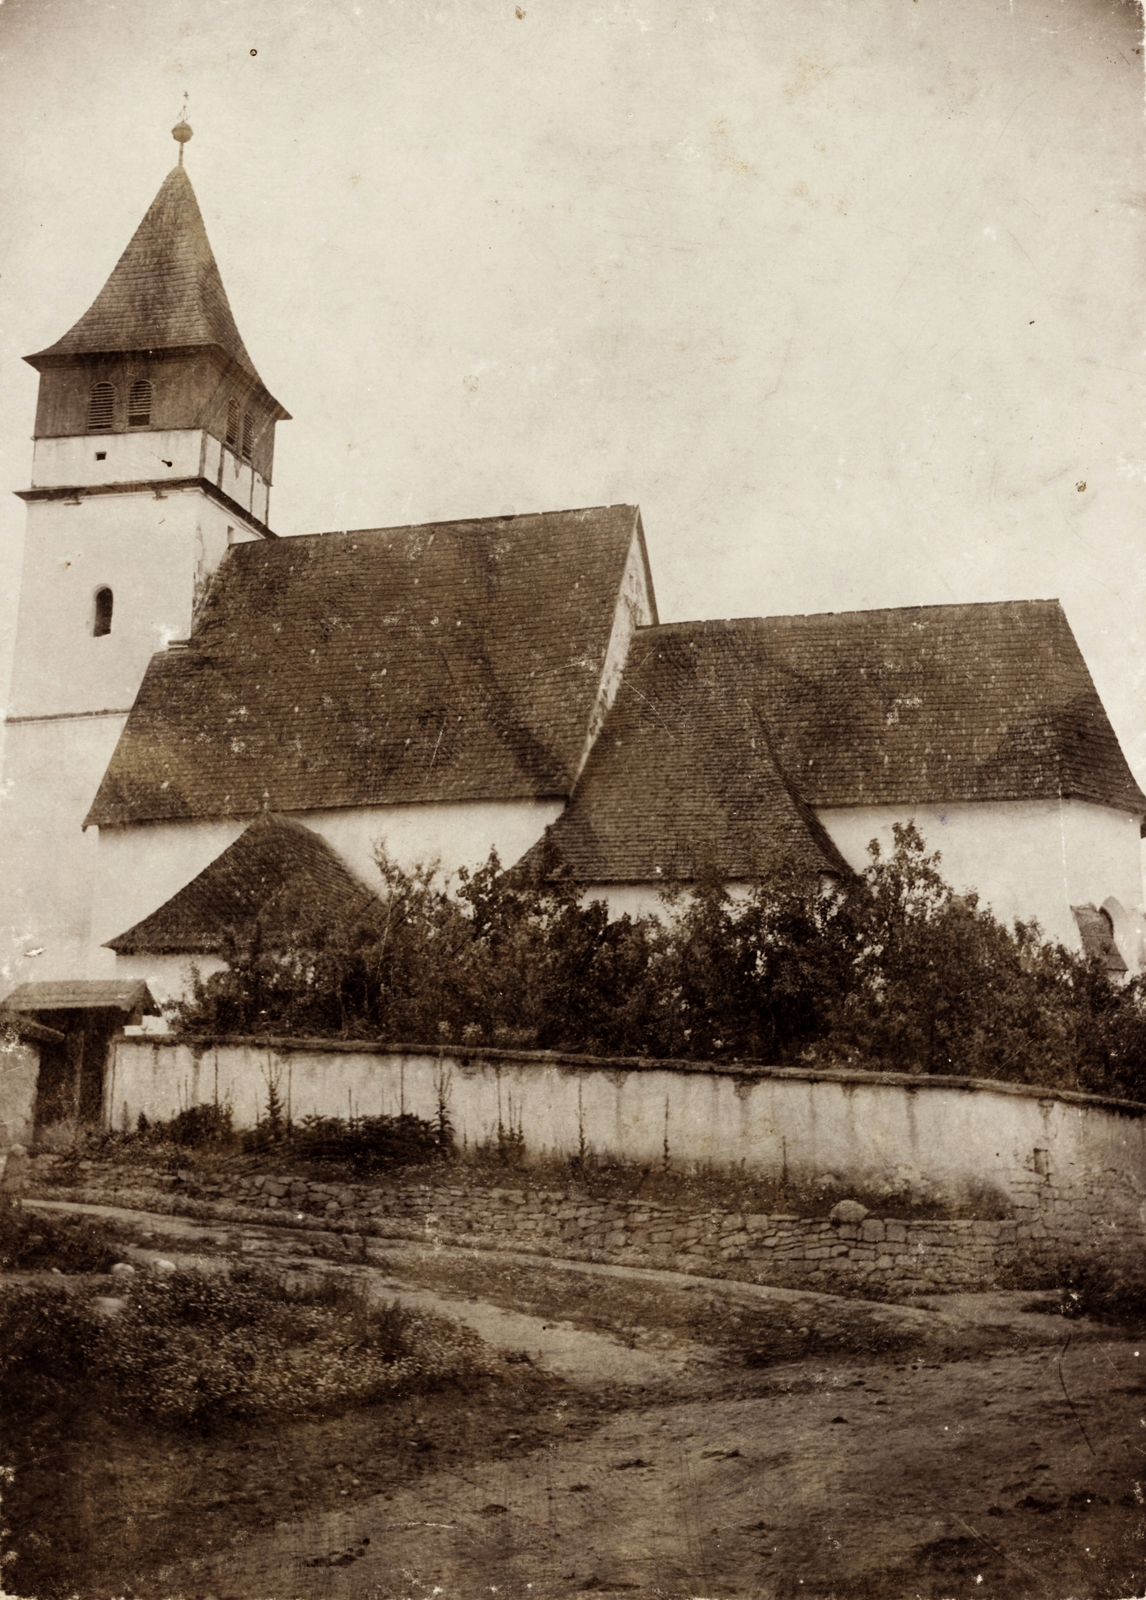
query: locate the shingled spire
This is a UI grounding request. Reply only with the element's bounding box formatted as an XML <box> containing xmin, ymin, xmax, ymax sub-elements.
<box><xmin>23</xmin><ymin>129</ymin><xmax>288</xmax><ymax>493</ymax></box>
<box><xmin>31</xmin><ymin>165</ymin><xmax>264</xmax><ymax>379</ymax></box>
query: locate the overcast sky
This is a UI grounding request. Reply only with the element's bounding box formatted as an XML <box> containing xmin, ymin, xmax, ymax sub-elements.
<box><xmin>2</xmin><ymin>0</ymin><xmax>1144</xmax><ymax>771</ymax></box>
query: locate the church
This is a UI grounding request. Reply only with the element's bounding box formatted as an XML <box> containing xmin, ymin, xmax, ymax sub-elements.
<box><xmin>4</xmin><ymin>123</ymin><xmax>1146</xmax><ymax>1024</ymax></box>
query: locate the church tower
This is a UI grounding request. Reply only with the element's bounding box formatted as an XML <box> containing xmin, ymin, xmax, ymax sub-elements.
<box><xmin>1</xmin><ymin>121</ymin><xmax>289</xmax><ymax>987</ymax></box>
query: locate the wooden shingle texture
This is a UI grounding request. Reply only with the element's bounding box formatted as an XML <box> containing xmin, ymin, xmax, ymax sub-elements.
<box><xmin>1</xmin><ymin>980</ymin><xmax>158</xmax><ymax>1014</ymax></box>
<box><xmin>29</xmin><ymin>166</ymin><xmax>266</xmax><ymax>386</ymax></box>
<box><xmin>86</xmin><ymin>506</ymin><xmax>641</xmax><ymax>826</ymax></box>
<box><xmin>540</xmin><ymin>600</ymin><xmax>1146</xmax><ymax>883</ymax></box>
<box><xmin>107</xmin><ymin>816</ymin><xmax>377</xmax><ymax>955</ymax></box>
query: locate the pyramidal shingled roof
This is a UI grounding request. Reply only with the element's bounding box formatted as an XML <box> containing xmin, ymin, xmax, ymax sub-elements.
<box><xmin>106</xmin><ymin>816</ymin><xmax>378</xmax><ymax>955</ymax></box>
<box><xmin>537</xmin><ymin>598</ymin><xmax>1146</xmax><ymax>884</ymax></box>
<box><xmin>530</xmin><ymin>628</ymin><xmax>853</xmax><ymax>884</ymax></box>
<box><xmin>27</xmin><ymin>165</ymin><xmax>272</xmax><ymax>394</ymax></box>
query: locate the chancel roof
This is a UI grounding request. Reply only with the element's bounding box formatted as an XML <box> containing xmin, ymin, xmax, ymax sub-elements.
<box><xmin>26</xmin><ymin>165</ymin><xmax>284</xmax><ymax>412</ymax></box>
<box><xmin>538</xmin><ymin>599</ymin><xmax>1146</xmax><ymax>883</ymax></box>
<box><xmin>87</xmin><ymin>506</ymin><xmax>648</xmax><ymax>827</ymax></box>
<box><xmin>107</xmin><ymin>816</ymin><xmax>377</xmax><ymax>955</ymax></box>
<box><xmin>529</xmin><ymin>627</ymin><xmax>851</xmax><ymax>884</ymax></box>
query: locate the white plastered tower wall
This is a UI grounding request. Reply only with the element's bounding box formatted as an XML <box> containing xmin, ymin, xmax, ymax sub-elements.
<box><xmin>1</xmin><ymin>460</ymin><xmax>264</xmax><ymax>989</ymax></box>
<box><xmin>0</xmin><ymin>135</ymin><xmax>288</xmax><ymax>996</ymax></box>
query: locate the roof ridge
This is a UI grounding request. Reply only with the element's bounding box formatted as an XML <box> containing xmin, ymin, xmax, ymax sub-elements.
<box><xmin>641</xmin><ymin>598</ymin><xmax>1065</xmax><ymax>635</ymax></box>
<box><xmin>301</xmin><ymin>504</ymin><xmax>640</xmax><ymax>542</ymax></box>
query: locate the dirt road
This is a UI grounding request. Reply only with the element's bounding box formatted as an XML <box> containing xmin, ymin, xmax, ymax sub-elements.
<box><xmin>19</xmin><ymin>1200</ymin><xmax>1146</xmax><ymax>1600</ymax></box>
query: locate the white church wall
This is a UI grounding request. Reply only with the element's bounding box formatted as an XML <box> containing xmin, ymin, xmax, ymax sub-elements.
<box><xmin>817</xmin><ymin>797</ymin><xmax>1144</xmax><ymax>953</ymax></box>
<box><xmin>92</xmin><ymin>797</ymin><xmax>563</xmax><ymax>996</ymax></box>
<box><xmin>297</xmin><ymin>797</ymin><xmax>565</xmax><ymax>889</ymax></box>
<box><xmin>202</xmin><ymin>432</ymin><xmax>271</xmax><ymax>524</ymax></box>
<box><xmin>0</xmin><ymin>714</ymin><xmax>127</xmax><ymax>990</ymax></box>
<box><xmin>114</xmin><ymin>951</ymin><xmax>228</xmax><ymax>1009</ymax></box>
<box><xmin>92</xmin><ymin>818</ymin><xmax>248</xmax><ymax>958</ymax></box>
<box><xmin>572</xmin><ymin>526</ymin><xmax>655</xmax><ymax>783</ymax></box>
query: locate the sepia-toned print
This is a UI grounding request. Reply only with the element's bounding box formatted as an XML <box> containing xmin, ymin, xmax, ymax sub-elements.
<box><xmin>2</xmin><ymin>2</ymin><xmax>1146</xmax><ymax>1596</ymax></box>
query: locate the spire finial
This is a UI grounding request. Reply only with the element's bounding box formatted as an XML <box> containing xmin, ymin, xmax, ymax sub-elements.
<box><xmin>172</xmin><ymin>96</ymin><xmax>192</xmax><ymax>167</ymax></box>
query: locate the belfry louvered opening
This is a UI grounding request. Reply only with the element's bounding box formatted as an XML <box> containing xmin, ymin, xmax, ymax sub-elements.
<box><xmin>226</xmin><ymin>399</ymin><xmax>240</xmax><ymax>449</ymax></box>
<box><xmin>88</xmin><ymin>383</ymin><xmax>115</xmax><ymax>431</ymax></box>
<box><xmin>242</xmin><ymin>411</ymin><xmax>254</xmax><ymax>461</ymax></box>
<box><xmin>128</xmin><ymin>379</ymin><xmax>152</xmax><ymax>427</ymax></box>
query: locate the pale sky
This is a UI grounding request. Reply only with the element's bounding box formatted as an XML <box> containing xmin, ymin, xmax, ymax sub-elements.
<box><xmin>2</xmin><ymin>0</ymin><xmax>1145</xmax><ymax>767</ymax></box>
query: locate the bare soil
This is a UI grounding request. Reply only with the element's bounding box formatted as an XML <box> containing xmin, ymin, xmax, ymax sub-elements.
<box><xmin>5</xmin><ymin>1204</ymin><xmax>1146</xmax><ymax>1599</ymax></box>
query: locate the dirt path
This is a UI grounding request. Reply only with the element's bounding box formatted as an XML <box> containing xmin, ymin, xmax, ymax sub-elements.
<box><xmin>20</xmin><ymin>1197</ymin><xmax>1146</xmax><ymax>1599</ymax></box>
<box><xmin>182</xmin><ymin>1338</ymin><xmax>1146</xmax><ymax>1600</ymax></box>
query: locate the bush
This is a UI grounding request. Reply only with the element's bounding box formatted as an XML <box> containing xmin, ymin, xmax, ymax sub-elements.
<box><xmin>172</xmin><ymin>827</ymin><xmax>1146</xmax><ymax>1099</ymax></box>
<box><xmin>1056</xmin><ymin>1250</ymin><xmax>1146</xmax><ymax>1326</ymax></box>
<box><xmin>152</xmin><ymin>1102</ymin><xmax>234</xmax><ymax>1148</ymax></box>
<box><xmin>274</xmin><ymin>1111</ymin><xmax>450</xmax><ymax>1171</ymax></box>
<box><xmin>0</xmin><ymin>1195</ymin><xmax>117</xmax><ymax>1274</ymax></box>
<box><xmin>0</xmin><ymin>1266</ymin><xmax>490</xmax><ymax>1430</ymax></box>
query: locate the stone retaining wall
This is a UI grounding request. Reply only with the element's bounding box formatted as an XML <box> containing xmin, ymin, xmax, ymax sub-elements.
<box><xmin>27</xmin><ymin>1156</ymin><xmax>1102</xmax><ymax>1297</ymax></box>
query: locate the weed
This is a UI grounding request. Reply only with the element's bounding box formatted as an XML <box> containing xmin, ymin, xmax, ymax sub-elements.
<box><xmin>1054</xmin><ymin>1251</ymin><xmax>1146</xmax><ymax>1326</ymax></box>
<box><xmin>0</xmin><ymin>1265</ymin><xmax>490</xmax><ymax>1432</ymax></box>
<box><xmin>0</xmin><ymin>1193</ymin><xmax>117</xmax><ymax>1274</ymax></box>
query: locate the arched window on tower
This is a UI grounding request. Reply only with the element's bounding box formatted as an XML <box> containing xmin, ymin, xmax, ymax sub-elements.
<box><xmin>226</xmin><ymin>399</ymin><xmax>240</xmax><ymax>450</ymax></box>
<box><xmin>128</xmin><ymin>379</ymin><xmax>152</xmax><ymax>427</ymax></box>
<box><xmin>88</xmin><ymin>383</ymin><xmax>115</xmax><ymax>431</ymax></box>
<box><xmin>93</xmin><ymin>587</ymin><xmax>113</xmax><ymax>638</ymax></box>
<box><xmin>242</xmin><ymin>411</ymin><xmax>254</xmax><ymax>461</ymax></box>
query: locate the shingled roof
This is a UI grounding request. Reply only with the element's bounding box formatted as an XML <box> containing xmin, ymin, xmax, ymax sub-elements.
<box><xmin>539</xmin><ymin>600</ymin><xmax>1146</xmax><ymax>883</ymax></box>
<box><xmin>2</xmin><ymin>980</ymin><xmax>159</xmax><ymax>1014</ymax></box>
<box><xmin>530</xmin><ymin>628</ymin><xmax>851</xmax><ymax>883</ymax></box>
<box><xmin>106</xmin><ymin>816</ymin><xmax>378</xmax><ymax>954</ymax></box>
<box><xmin>86</xmin><ymin>506</ymin><xmax>650</xmax><ymax>827</ymax></box>
<box><xmin>26</xmin><ymin>165</ymin><xmax>284</xmax><ymax>410</ymax></box>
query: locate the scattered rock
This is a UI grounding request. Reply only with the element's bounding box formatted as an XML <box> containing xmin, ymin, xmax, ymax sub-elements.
<box><xmin>92</xmin><ymin>1296</ymin><xmax>128</xmax><ymax>1319</ymax></box>
<box><xmin>153</xmin><ymin>1258</ymin><xmax>178</xmax><ymax>1274</ymax></box>
<box><xmin>110</xmin><ymin>1261</ymin><xmax>136</xmax><ymax>1277</ymax></box>
<box><xmin>829</xmin><ymin>1200</ymin><xmax>869</xmax><ymax>1225</ymax></box>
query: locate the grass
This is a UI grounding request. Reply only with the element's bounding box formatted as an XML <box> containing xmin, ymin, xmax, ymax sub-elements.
<box><xmin>39</xmin><ymin>1127</ymin><xmax>1013</xmax><ymax>1222</ymax></box>
<box><xmin>0</xmin><ymin>1249</ymin><xmax>505</xmax><ymax>1598</ymax></box>
<box><xmin>0</xmin><ymin>1263</ymin><xmax>492</xmax><ymax>1430</ymax></box>
<box><xmin>1047</xmin><ymin>1250</ymin><xmax>1146</xmax><ymax>1327</ymax></box>
<box><xmin>384</xmin><ymin>1251</ymin><xmax>1040</xmax><ymax>1373</ymax></box>
<box><xmin>0</xmin><ymin>1193</ymin><xmax>117</xmax><ymax>1274</ymax></box>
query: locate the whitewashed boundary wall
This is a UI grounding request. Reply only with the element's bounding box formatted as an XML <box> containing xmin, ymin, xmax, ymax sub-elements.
<box><xmin>106</xmin><ymin>1037</ymin><xmax>1146</xmax><ymax>1228</ymax></box>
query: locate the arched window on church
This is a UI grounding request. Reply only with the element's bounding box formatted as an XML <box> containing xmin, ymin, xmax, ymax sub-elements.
<box><xmin>93</xmin><ymin>587</ymin><xmax>113</xmax><ymax>638</ymax></box>
<box><xmin>226</xmin><ymin>398</ymin><xmax>240</xmax><ymax>450</ymax></box>
<box><xmin>88</xmin><ymin>383</ymin><xmax>115</xmax><ymax>431</ymax></box>
<box><xmin>128</xmin><ymin>379</ymin><xmax>152</xmax><ymax>427</ymax></box>
<box><xmin>242</xmin><ymin>411</ymin><xmax>254</xmax><ymax>461</ymax></box>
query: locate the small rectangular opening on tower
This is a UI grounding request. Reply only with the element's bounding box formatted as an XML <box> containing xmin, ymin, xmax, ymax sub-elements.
<box><xmin>95</xmin><ymin>452</ymin><xmax>106</xmax><ymax>461</ymax></box>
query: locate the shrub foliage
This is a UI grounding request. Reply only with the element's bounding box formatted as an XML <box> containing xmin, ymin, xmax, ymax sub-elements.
<box><xmin>174</xmin><ymin>826</ymin><xmax>1146</xmax><ymax>1098</ymax></box>
<box><xmin>0</xmin><ymin>1267</ymin><xmax>489</xmax><ymax>1430</ymax></box>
